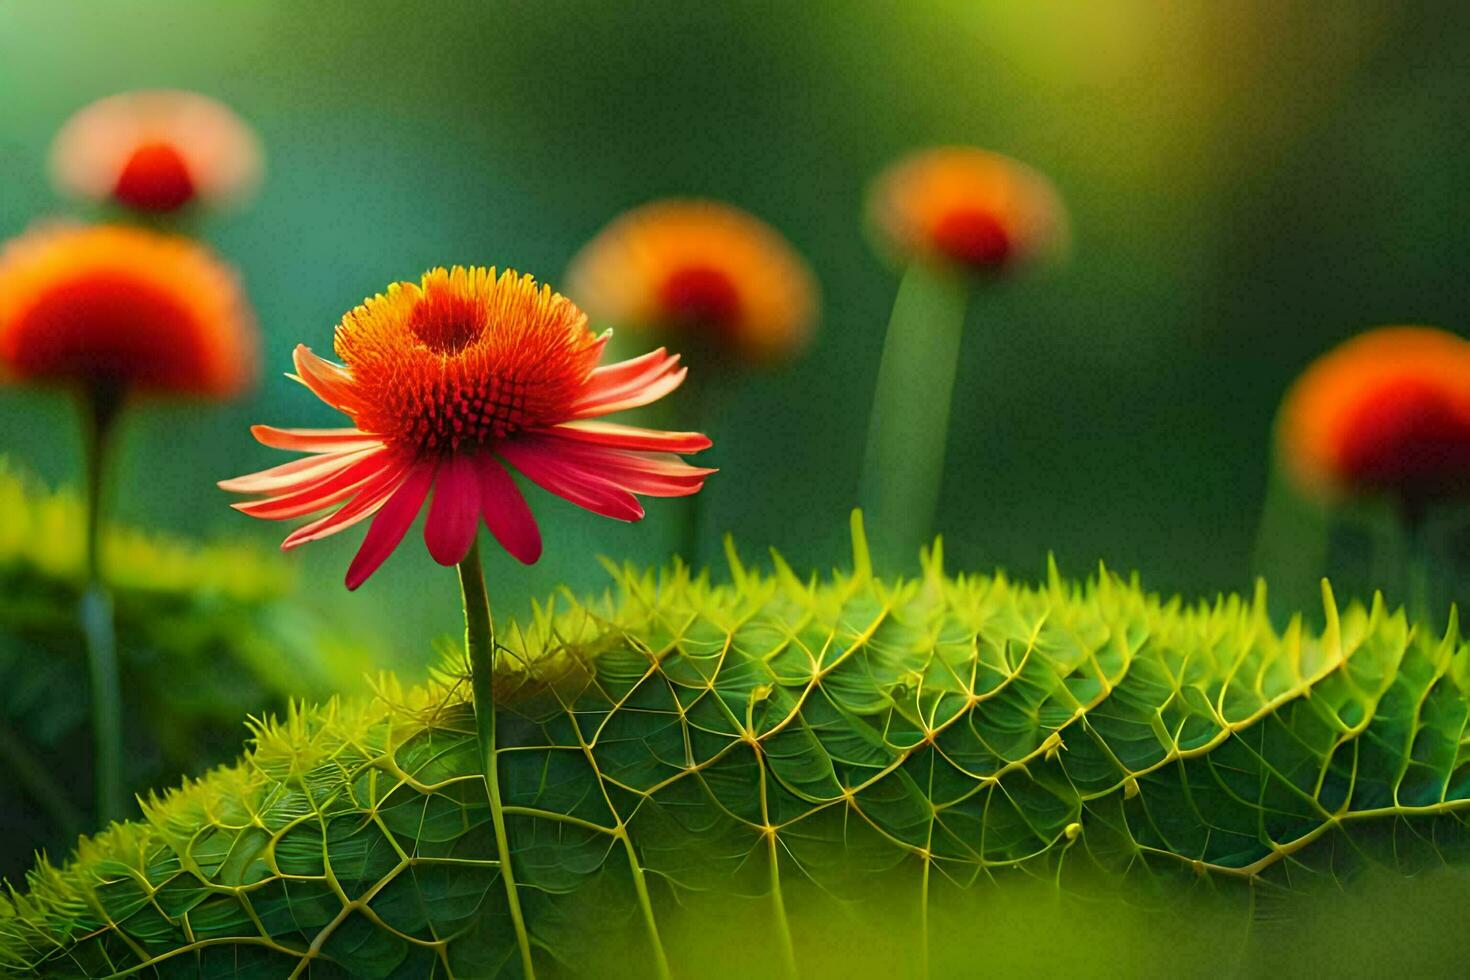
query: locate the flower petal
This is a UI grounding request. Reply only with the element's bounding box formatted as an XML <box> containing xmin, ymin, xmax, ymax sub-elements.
<box><xmin>250</xmin><ymin>424</ymin><xmax>380</xmax><ymax>453</ymax></box>
<box><xmin>544</xmin><ymin>420</ymin><xmax>712</xmax><ymax>453</ymax></box>
<box><xmin>580</xmin><ymin>346</ymin><xmax>671</xmax><ymax>391</ymax></box>
<box><xmin>573</xmin><ymin>366</ymin><xmax>687</xmax><ymax>419</ymax></box>
<box><xmin>519</xmin><ymin>435</ymin><xmax>715</xmax><ymax>496</ymax></box>
<box><xmin>281</xmin><ymin>454</ymin><xmax>413</xmax><ymax>550</ymax></box>
<box><xmin>476</xmin><ymin>455</ymin><xmax>542</xmax><ymax>564</ymax></box>
<box><xmin>548</xmin><ymin>440</ymin><xmax>716</xmax><ymax>478</ymax></box>
<box><xmin>291</xmin><ymin>344</ymin><xmax>359</xmax><ymax>414</ymax></box>
<box><xmin>424</xmin><ymin>453</ymin><xmax>482</xmax><ymax>566</ymax></box>
<box><xmin>217</xmin><ymin>446</ymin><xmax>378</xmax><ymax>495</ymax></box>
<box><xmin>232</xmin><ymin>449</ymin><xmax>396</xmax><ymax>519</ymax></box>
<box><xmin>498</xmin><ymin>441</ymin><xmax>645</xmax><ymax>522</ymax></box>
<box><xmin>345</xmin><ymin>459</ymin><xmax>436</xmax><ymax>590</ymax></box>
<box><xmin>570</xmin><ymin>348</ymin><xmax>687</xmax><ymax>418</ymax></box>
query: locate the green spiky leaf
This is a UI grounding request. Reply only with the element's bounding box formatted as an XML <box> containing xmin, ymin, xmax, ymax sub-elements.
<box><xmin>3</xmin><ymin>518</ymin><xmax>1468</xmax><ymax>977</ymax></box>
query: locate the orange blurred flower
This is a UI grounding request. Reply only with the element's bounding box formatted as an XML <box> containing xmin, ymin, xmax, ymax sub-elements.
<box><xmin>1280</xmin><ymin>326</ymin><xmax>1470</xmax><ymax>511</ymax></box>
<box><xmin>0</xmin><ymin>223</ymin><xmax>256</xmax><ymax>398</ymax></box>
<box><xmin>565</xmin><ymin>200</ymin><xmax>818</xmax><ymax>363</ymax></box>
<box><xmin>221</xmin><ymin>267</ymin><xmax>713</xmax><ymax>589</ymax></box>
<box><xmin>51</xmin><ymin>90</ymin><xmax>263</xmax><ymax>213</ymax></box>
<box><xmin>867</xmin><ymin>146</ymin><xmax>1066</xmax><ymax>274</ymax></box>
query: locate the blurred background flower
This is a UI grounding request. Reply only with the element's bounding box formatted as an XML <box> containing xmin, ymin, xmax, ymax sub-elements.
<box><xmin>1279</xmin><ymin>326</ymin><xmax>1470</xmax><ymax>518</ymax></box>
<box><xmin>0</xmin><ymin>223</ymin><xmax>256</xmax><ymax>397</ymax></box>
<box><xmin>866</xmin><ymin>146</ymin><xmax>1067</xmax><ymax>274</ymax></box>
<box><xmin>0</xmin><ymin>220</ymin><xmax>258</xmax><ymax>824</ymax></box>
<box><xmin>1253</xmin><ymin>326</ymin><xmax>1470</xmax><ymax>619</ymax></box>
<box><xmin>566</xmin><ymin>199</ymin><xmax>813</xmax><ymax>560</ymax></box>
<box><xmin>566</xmin><ymin>199</ymin><xmax>818</xmax><ymax>365</ymax></box>
<box><xmin>859</xmin><ymin>144</ymin><xmax>1067</xmax><ymax>567</ymax></box>
<box><xmin>50</xmin><ymin>89</ymin><xmax>262</xmax><ymax>214</ymax></box>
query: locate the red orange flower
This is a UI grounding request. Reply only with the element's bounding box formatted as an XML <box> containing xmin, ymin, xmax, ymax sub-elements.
<box><xmin>221</xmin><ymin>267</ymin><xmax>714</xmax><ymax>589</ymax></box>
<box><xmin>1280</xmin><ymin>326</ymin><xmax>1470</xmax><ymax>511</ymax></box>
<box><xmin>565</xmin><ymin>200</ymin><xmax>818</xmax><ymax>363</ymax></box>
<box><xmin>0</xmin><ymin>223</ymin><xmax>256</xmax><ymax>397</ymax></box>
<box><xmin>51</xmin><ymin>90</ymin><xmax>263</xmax><ymax>213</ymax></box>
<box><xmin>867</xmin><ymin>146</ymin><xmax>1066</xmax><ymax>274</ymax></box>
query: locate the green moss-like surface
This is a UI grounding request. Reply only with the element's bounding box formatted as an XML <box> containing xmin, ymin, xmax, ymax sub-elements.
<box><xmin>0</xmin><ymin>460</ymin><xmax>367</xmax><ymax>882</ymax></box>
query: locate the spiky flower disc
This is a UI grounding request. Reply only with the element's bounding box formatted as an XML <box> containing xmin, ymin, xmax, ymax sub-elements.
<box><xmin>221</xmin><ymin>267</ymin><xmax>714</xmax><ymax>589</ymax></box>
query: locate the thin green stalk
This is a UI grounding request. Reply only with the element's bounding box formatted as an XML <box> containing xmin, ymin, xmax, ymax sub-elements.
<box><xmin>79</xmin><ymin>385</ymin><xmax>125</xmax><ymax>824</ymax></box>
<box><xmin>457</xmin><ymin>539</ymin><xmax>537</xmax><ymax>979</ymax></box>
<box><xmin>858</xmin><ymin>262</ymin><xmax>970</xmax><ymax>571</ymax></box>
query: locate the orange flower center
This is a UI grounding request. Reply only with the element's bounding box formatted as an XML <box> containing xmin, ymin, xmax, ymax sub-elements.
<box><xmin>1336</xmin><ymin>376</ymin><xmax>1470</xmax><ymax>498</ymax></box>
<box><xmin>336</xmin><ymin>268</ymin><xmax>601</xmax><ymax>455</ymax></box>
<box><xmin>113</xmin><ymin>142</ymin><xmax>196</xmax><ymax>212</ymax></box>
<box><xmin>658</xmin><ymin>265</ymin><xmax>743</xmax><ymax>328</ymax></box>
<box><xmin>407</xmin><ymin>287</ymin><xmax>485</xmax><ymax>355</ymax></box>
<box><xmin>931</xmin><ymin>208</ymin><xmax>1011</xmax><ymax>267</ymax></box>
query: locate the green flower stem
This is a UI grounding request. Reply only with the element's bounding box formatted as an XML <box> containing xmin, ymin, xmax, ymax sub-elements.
<box><xmin>457</xmin><ymin>539</ymin><xmax>537</xmax><ymax>979</ymax></box>
<box><xmin>80</xmin><ymin>385</ymin><xmax>125</xmax><ymax>825</ymax></box>
<box><xmin>1249</xmin><ymin>457</ymin><xmax>1330</xmax><ymax>621</ymax></box>
<box><xmin>859</xmin><ymin>262</ymin><xmax>970</xmax><ymax>570</ymax></box>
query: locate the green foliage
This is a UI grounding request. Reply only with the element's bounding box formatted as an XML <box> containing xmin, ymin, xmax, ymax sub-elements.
<box><xmin>0</xmin><ymin>460</ymin><xmax>368</xmax><ymax>881</ymax></box>
<box><xmin>3</xmin><ymin>515</ymin><xmax>1469</xmax><ymax>977</ymax></box>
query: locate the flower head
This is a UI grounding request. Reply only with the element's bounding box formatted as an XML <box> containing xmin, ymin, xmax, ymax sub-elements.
<box><xmin>867</xmin><ymin>146</ymin><xmax>1066</xmax><ymax>274</ymax></box>
<box><xmin>51</xmin><ymin>90</ymin><xmax>263</xmax><ymax>213</ymax></box>
<box><xmin>0</xmin><ymin>223</ymin><xmax>256</xmax><ymax>397</ymax></box>
<box><xmin>565</xmin><ymin>200</ymin><xmax>818</xmax><ymax>364</ymax></box>
<box><xmin>1280</xmin><ymin>326</ymin><xmax>1470</xmax><ymax>512</ymax></box>
<box><xmin>221</xmin><ymin>267</ymin><xmax>714</xmax><ymax>589</ymax></box>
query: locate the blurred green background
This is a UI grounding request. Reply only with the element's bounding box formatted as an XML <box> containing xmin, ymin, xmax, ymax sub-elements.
<box><xmin>3</xmin><ymin>0</ymin><xmax>1468</xmax><ymax>670</ymax></box>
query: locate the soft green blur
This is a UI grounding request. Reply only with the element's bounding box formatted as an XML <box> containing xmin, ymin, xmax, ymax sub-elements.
<box><xmin>2</xmin><ymin>0</ymin><xmax>1467</xmax><ymax>666</ymax></box>
<box><xmin>570</xmin><ymin>863</ymin><xmax>1470</xmax><ymax>979</ymax></box>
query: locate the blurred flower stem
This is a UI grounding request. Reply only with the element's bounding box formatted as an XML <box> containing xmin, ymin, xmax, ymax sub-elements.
<box><xmin>1404</xmin><ymin>521</ymin><xmax>1433</xmax><ymax>624</ymax></box>
<box><xmin>0</xmin><ymin>722</ymin><xmax>82</xmax><ymax>837</ymax></box>
<box><xmin>1385</xmin><ymin>504</ymin><xmax>1437</xmax><ymax>624</ymax></box>
<box><xmin>1254</xmin><ymin>464</ymin><xmax>1442</xmax><ymax>626</ymax></box>
<box><xmin>859</xmin><ymin>262</ymin><xmax>969</xmax><ymax>569</ymax></box>
<box><xmin>456</xmin><ymin>539</ymin><xmax>536</xmax><ymax>979</ymax></box>
<box><xmin>79</xmin><ymin>384</ymin><xmax>125</xmax><ymax>824</ymax></box>
<box><xmin>1348</xmin><ymin>498</ymin><xmax>1441</xmax><ymax>624</ymax></box>
<box><xmin>1250</xmin><ymin>460</ymin><xmax>1330</xmax><ymax>621</ymax></box>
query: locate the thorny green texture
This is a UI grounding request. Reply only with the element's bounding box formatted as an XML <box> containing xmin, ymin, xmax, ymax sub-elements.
<box><xmin>3</xmin><ymin>514</ymin><xmax>1469</xmax><ymax>977</ymax></box>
